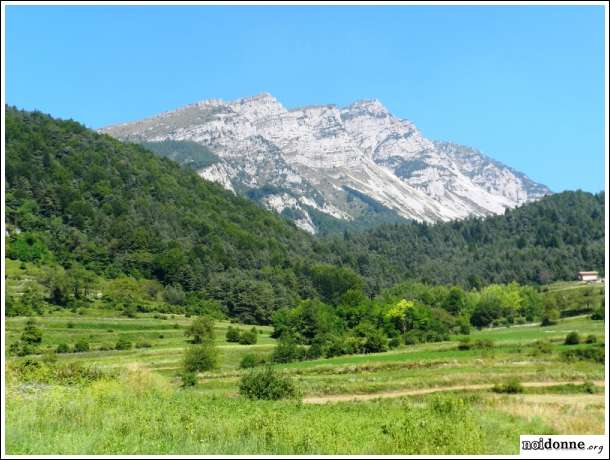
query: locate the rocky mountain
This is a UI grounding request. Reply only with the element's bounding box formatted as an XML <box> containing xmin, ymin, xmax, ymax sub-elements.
<box><xmin>100</xmin><ymin>93</ymin><xmax>551</xmax><ymax>233</ymax></box>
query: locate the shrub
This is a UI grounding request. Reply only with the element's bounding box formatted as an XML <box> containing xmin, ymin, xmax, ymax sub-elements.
<box><xmin>66</xmin><ymin>321</ymin><xmax>75</xmax><ymax>329</ymax></box>
<box><xmin>185</xmin><ymin>316</ymin><xmax>215</xmax><ymax>344</ymax></box>
<box><xmin>226</xmin><ymin>326</ymin><xmax>240</xmax><ymax>343</ymax></box>
<box><xmin>184</xmin><ymin>343</ymin><xmax>218</xmax><ymax>372</ymax></box>
<box><xmin>564</xmin><ymin>331</ymin><xmax>580</xmax><ymax>345</ymax></box>
<box><xmin>492</xmin><ymin>378</ymin><xmax>524</xmax><ymax>394</ymax></box>
<box><xmin>585</xmin><ymin>335</ymin><xmax>597</xmax><ymax>344</ymax></box>
<box><xmin>562</xmin><ymin>345</ymin><xmax>604</xmax><ymax>363</ymax></box>
<box><xmin>20</xmin><ymin>318</ymin><xmax>43</xmax><ymax>345</ymax></box>
<box><xmin>239</xmin><ymin>366</ymin><xmax>299</xmax><ymax>400</ymax></box>
<box><xmin>180</xmin><ymin>371</ymin><xmax>197</xmax><ymax>388</ymax></box>
<box><xmin>271</xmin><ymin>336</ymin><xmax>306</xmax><ymax>363</ymax></box>
<box><xmin>135</xmin><ymin>340</ymin><xmax>152</xmax><ymax>348</ymax></box>
<box><xmin>457</xmin><ymin>338</ymin><xmax>472</xmax><ymax>350</ymax></box>
<box><xmin>41</xmin><ymin>350</ymin><xmax>58</xmax><ymax>365</ymax></box>
<box><xmin>590</xmin><ymin>307</ymin><xmax>605</xmax><ymax>320</ymax></box>
<box><xmin>73</xmin><ymin>339</ymin><xmax>90</xmax><ymax>353</ymax></box>
<box><xmin>56</xmin><ymin>343</ymin><xmax>71</xmax><ymax>354</ymax></box>
<box><xmin>239</xmin><ymin>353</ymin><xmax>261</xmax><ymax>369</ymax></box>
<box><xmin>115</xmin><ymin>337</ymin><xmax>133</xmax><ymax>350</ymax></box>
<box><xmin>474</xmin><ymin>339</ymin><xmax>494</xmax><ymax>349</ymax></box>
<box><xmin>238</xmin><ymin>329</ymin><xmax>258</xmax><ymax>345</ymax></box>
<box><xmin>388</xmin><ymin>337</ymin><xmax>400</xmax><ymax>349</ymax></box>
<box><xmin>530</xmin><ymin>340</ymin><xmax>553</xmax><ymax>355</ymax></box>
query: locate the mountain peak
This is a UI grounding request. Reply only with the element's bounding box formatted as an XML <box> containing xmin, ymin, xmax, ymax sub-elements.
<box><xmin>100</xmin><ymin>94</ymin><xmax>551</xmax><ymax>233</ymax></box>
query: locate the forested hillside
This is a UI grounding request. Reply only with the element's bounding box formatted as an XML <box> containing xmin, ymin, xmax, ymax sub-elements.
<box><xmin>5</xmin><ymin>107</ymin><xmax>605</xmax><ymax>324</ymax></box>
<box><xmin>319</xmin><ymin>191</ymin><xmax>605</xmax><ymax>292</ymax></box>
<box><xmin>5</xmin><ymin>107</ymin><xmax>323</xmax><ymax>322</ymax></box>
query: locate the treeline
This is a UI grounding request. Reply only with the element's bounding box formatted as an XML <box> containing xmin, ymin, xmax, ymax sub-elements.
<box><xmin>268</xmin><ymin>279</ymin><xmax>605</xmax><ymax>363</ymax></box>
<box><xmin>318</xmin><ymin>190</ymin><xmax>605</xmax><ymax>292</ymax></box>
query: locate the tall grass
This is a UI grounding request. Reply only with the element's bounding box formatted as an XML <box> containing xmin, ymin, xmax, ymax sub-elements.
<box><xmin>5</xmin><ymin>369</ymin><xmax>550</xmax><ymax>455</ymax></box>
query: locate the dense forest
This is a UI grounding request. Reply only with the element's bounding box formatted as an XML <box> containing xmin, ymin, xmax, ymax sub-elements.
<box><xmin>5</xmin><ymin>107</ymin><xmax>605</xmax><ymax>329</ymax></box>
<box><xmin>319</xmin><ymin>190</ymin><xmax>605</xmax><ymax>293</ymax></box>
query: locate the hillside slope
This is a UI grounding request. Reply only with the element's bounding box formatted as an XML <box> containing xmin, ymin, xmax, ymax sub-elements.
<box><xmin>319</xmin><ymin>191</ymin><xmax>605</xmax><ymax>290</ymax></box>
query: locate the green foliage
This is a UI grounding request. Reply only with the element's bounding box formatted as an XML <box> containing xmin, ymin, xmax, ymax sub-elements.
<box><xmin>529</xmin><ymin>340</ymin><xmax>553</xmax><ymax>356</ymax></box>
<box><xmin>183</xmin><ymin>343</ymin><xmax>219</xmax><ymax>372</ymax></box>
<box><xmin>271</xmin><ymin>336</ymin><xmax>306</xmax><ymax>364</ymax></box>
<box><xmin>115</xmin><ymin>337</ymin><xmax>133</xmax><ymax>351</ymax></box>
<box><xmin>56</xmin><ymin>343</ymin><xmax>71</xmax><ymax>354</ymax></box>
<box><xmin>184</xmin><ymin>316</ymin><xmax>214</xmax><ymax>344</ymax></box>
<box><xmin>135</xmin><ymin>340</ymin><xmax>152</xmax><ymax>349</ymax></box>
<box><xmin>5</xmin><ymin>107</ymin><xmax>317</xmax><ymax>321</ymax></box>
<box><xmin>564</xmin><ymin>331</ymin><xmax>580</xmax><ymax>345</ymax></box>
<box><xmin>74</xmin><ymin>339</ymin><xmax>90</xmax><ymax>353</ymax></box>
<box><xmin>239</xmin><ymin>353</ymin><xmax>263</xmax><ymax>369</ymax></box>
<box><xmin>584</xmin><ymin>334</ymin><xmax>597</xmax><ymax>344</ymax></box>
<box><xmin>309</xmin><ymin>264</ymin><xmax>364</xmax><ymax>305</ymax></box>
<box><xmin>591</xmin><ymin>306</ymin><xmax>605</xmax><ymax>320</ymax></box>
<box><xmin>20</xmin><ymin>318</ymin><xmax>43</xmax><ymax>345</ymax></box>
<box><xmin>238</xmin><ymin>328</ymin><xmax>258</xmax><ymax>345</ymax></box>
<box><xmin>492</xmin><ymin>378</ymin><xmax>524</xmax><ymax>394</ymax></box>
<box><xmin>561</xmin><ymin>345</ymin><xmax>604</xmax><ymax>363</ymax></box>
<box><xmin>239</xmin><ymin>366</ymin><xmax>299</xmax><ymax>400</ymax></box>
<box><xmin>225</xmin><ymin>326</ymin><xmax>241</xmax><ymax>343</ymax></box>
<box><xmin>319</xmin><ymin>191</ymin><xmax>604</xmax><ymax>290</ymax></box>
<box><xmin>180</xmin><ymin>371</ymin><xmax>197</xmax><ymax>388</ymax></box>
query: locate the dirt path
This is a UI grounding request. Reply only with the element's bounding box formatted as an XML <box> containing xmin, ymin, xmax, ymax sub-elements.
<box><xmin>303</xmin><ymin>380</ymin><xmax>606</xmax><ymax>404</ymax></box>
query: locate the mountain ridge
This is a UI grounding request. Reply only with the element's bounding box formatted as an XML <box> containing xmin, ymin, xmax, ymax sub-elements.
<box><xmin>100</xmin><ymin>93</ymin><xmax>551</xmax><ymax>233</ymax></box>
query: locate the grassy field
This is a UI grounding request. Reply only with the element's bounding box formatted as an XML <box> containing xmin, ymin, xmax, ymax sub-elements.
<box><xmin>4</xmin><ymin>310</ymin><xmax>606</xmax><ymax>454</ymax></box>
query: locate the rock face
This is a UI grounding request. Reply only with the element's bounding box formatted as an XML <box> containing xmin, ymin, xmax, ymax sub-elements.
<box><xmin>100</xmin><ymin>93</ymin><xmax>551</xmax><ymax>233</ymax></box>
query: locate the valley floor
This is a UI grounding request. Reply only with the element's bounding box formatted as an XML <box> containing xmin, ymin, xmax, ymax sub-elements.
<box><xmin>4</xmin><ymin>313</ymin><xmax>606</xmax><ymax>454</ymax></box>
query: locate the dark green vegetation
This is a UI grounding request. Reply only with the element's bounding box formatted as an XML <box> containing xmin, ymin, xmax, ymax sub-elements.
<box><xmin>323</xmin><ymin>190</ymin><xmax>604</xmax><ymax>291</ymax></box>
<box><xmin>5</xmin><ymin>108</ymin><xmax>605</xmax><ymax>328</ymax></box>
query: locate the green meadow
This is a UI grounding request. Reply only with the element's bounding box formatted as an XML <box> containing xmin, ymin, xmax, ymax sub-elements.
<box><xmin>4</xmin><ymin>309</ymin><xmax>605</xmax><ymax>454</ymax></box>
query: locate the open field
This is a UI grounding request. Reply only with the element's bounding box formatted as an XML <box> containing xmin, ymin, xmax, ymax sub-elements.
<box><xmin>4</xmin><ymin>310</ymin><xmax>606</xmax><ymax>454</ymax></box>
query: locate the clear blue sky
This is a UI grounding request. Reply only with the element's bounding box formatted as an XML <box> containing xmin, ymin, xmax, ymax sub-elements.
<box><xmin>5</xmin><ymin>5</ymin><xmax>606</xmax><ymax>193</ymax></box>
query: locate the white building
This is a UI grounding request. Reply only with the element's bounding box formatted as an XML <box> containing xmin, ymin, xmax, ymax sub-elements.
<box><xmin>577</xmin><ymin>271</ymin><xmax>599</xmax><ymax>282</ymax></box>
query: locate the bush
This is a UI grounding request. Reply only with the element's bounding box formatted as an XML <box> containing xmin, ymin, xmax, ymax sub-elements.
<box><xmin>21</xmin><ymin>318</ymin><xmax>43</xmax><ymax>345</ymax></box>
<box><xmin>135</xmin><ymin>340</ymin><xmax>152</xmax><ymax>348</ymax></box>
<box><xmin>474</xmin><ymin>339</ymin><xmax>494</xmax><ymax>349</ymax></box>
<box><xmin>388</xmin><ymin>337</ymin><xmax>400</xmax><ymax>349</ymax></box>
<box><xmin>115</xmin><ymin>337</ymin><xmax>133</xmax><ymax>350</ymax></box>
<box><xmin>457</xmin><ymin>338</ymin><xmax>472</xmax><ymax>350</ymax></box>
<box><xmin>180</xmin><ymin>371</ymin><xmax>197</xmax><ymax>388</ymax></box>
<box><xmin>66</xmin><ymin>321</ymin><xmax>75</xmax><ymax>329</ymax></box>
<box><xmin>184</xmin><ymin>343</ymin><xmax>218</xmax><ymax>372</ymax></box>
<box><xmin>530</xmin><ymin>340</ymin><xmax>553</xmax><ymax>355</ymax></box>
<box><xmin>564</xmin><ymin>331</ymin><xmax>580</xmax><ymax>345</ymax></box>
<box><xmin>238</xmin><ymin>329</ymin><xmax>258</xmax><ymax>345</ymax></box>
<box><xmin>225</xmin><ymin>326</ymin><xmax>240</xmax><ymax>343</ymax></box>
<box><xmin>590</xmin><ymin>306</ymin><xmax>604</xmax><ymax>320</ymax></box>
<box><xmin>585</xmin><ymin>334</ymin><xmax>597</xmax><ymax>344</ymax></box>
<box><xmin>73</xmin><ymin>339</ymin><xmax>90</xmax><ymax>353</ymax></box>
<box><xmin>271</xmin><ymin>336</ymin><xmax>306</xmax><ymax>363</ymax></box>
<box><xmin>239</xmin><ymin>366</ymin><xmax>299</xmax><ymax>400</ymax></box>
<box><xmin>239</xmin><ymin>353</ymin><xmax>262</xmax><ymax>369</ymax></box>
<box><xmin>562</xmin><ymin>345</ymin><xmax>604</xmax><ymax>363</ymax></box>
<box><xmin>492</xmin><ymin>378</ymin><xmax>524</xmax><ymax>394</ymax></box>
<box><xmin>185</xmin><ymin>316</ymin><xmax>215</xmax><ymax>344</ymax></box>
<box><xmin>56</xmin><ymin>343</ymin><xmax>71</xmax><ymax>354</ymax></box>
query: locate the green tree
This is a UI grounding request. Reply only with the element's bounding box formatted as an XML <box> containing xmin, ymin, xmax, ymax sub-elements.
<box><xmin>20</xmin><ymin>318</ymin><xmax>42</xmax><ymax>344</ymax></box>
<box><xmin>185</xmin><ymin>316</ymin><xmax>215</xmax><ymax>344</ymax></box>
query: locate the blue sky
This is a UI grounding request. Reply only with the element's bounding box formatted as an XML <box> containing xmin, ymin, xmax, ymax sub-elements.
<box><xmin>5</xmin><ymin>5</ymin><xmax>606</xmax><ymax>193</ymax></box>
